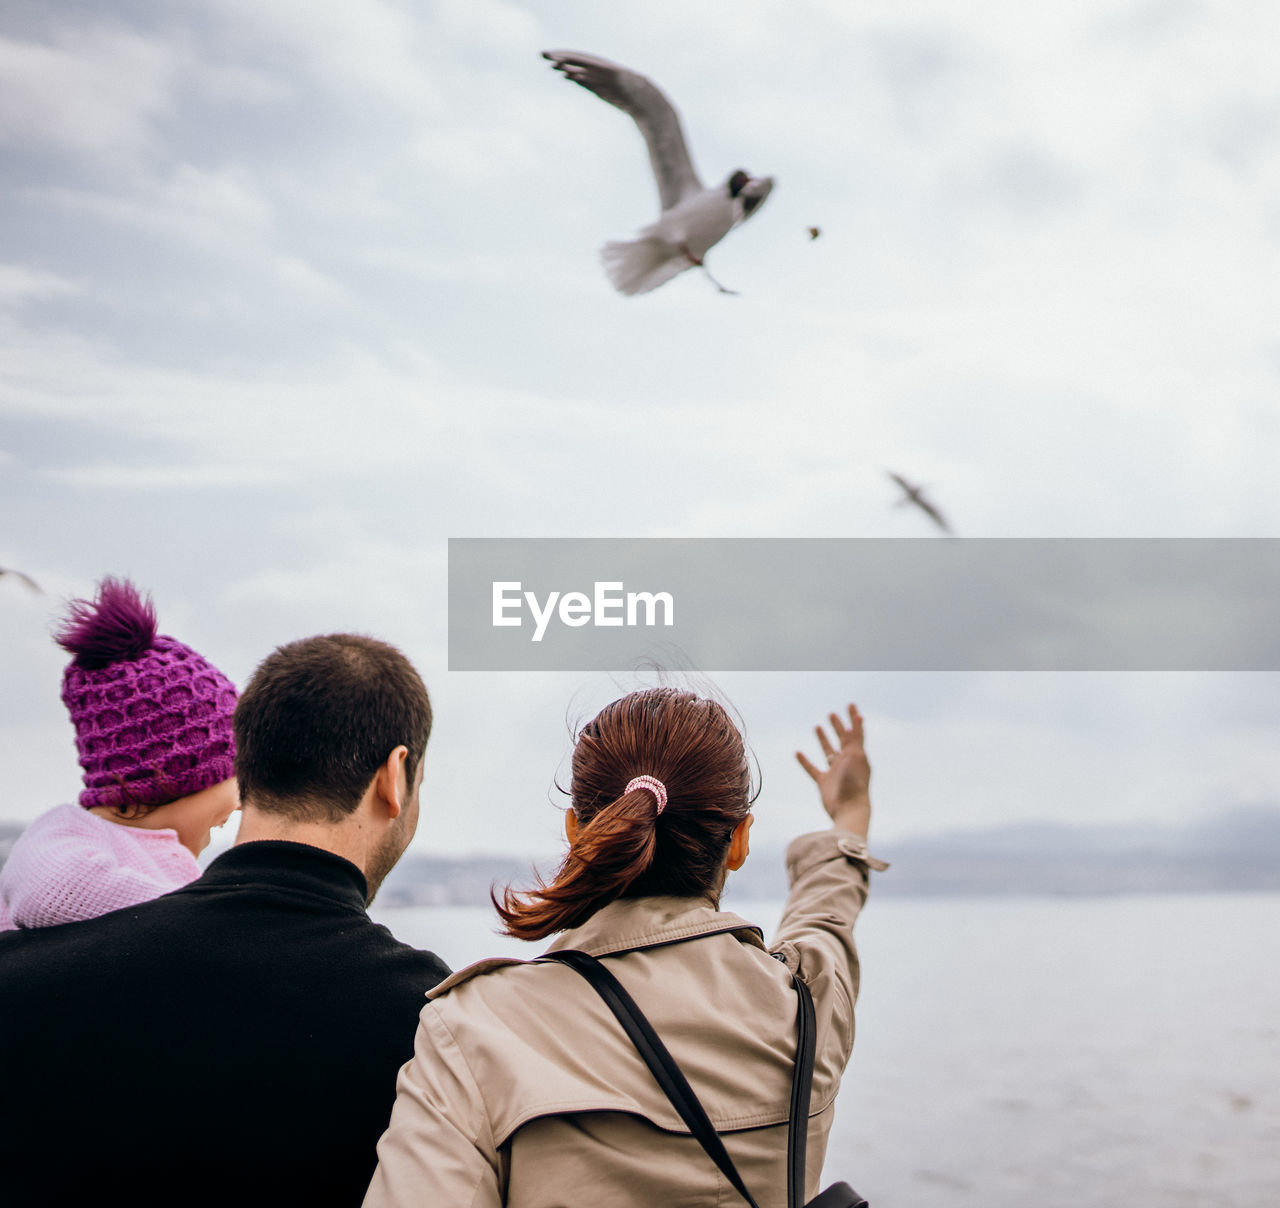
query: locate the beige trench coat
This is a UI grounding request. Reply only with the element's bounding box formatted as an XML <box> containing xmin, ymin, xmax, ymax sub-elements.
<box><xmin>364</xmin><ymin>830</ymin><xmax>887</xmax><ymax>1207</ymax></box>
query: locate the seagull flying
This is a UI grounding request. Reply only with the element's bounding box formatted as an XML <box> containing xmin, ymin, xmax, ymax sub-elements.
<box><xmin>0</xmin><ymin>566</ymin><xmax>43</xmax><ymax>593</ymax></box>
<box><xmin>887</xmin><ymin>472</ymin><xmax>954</xmax><ymax>535</ymax></box>
<box><xmin>542</xmin><ymin>50</ymin><xmax>774</xmax><ymax>296</ymax></box>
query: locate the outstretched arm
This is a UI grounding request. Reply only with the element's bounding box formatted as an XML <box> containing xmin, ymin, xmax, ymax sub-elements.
<box><xmin>772</xmin><ymin>704</ymin><xmax>887</xmax><ymax>1070</ymax></box>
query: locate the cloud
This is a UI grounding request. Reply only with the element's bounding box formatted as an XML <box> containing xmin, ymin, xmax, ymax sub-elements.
<box><xmin>43</xmin><ymin>463</ymin><xmax>282</xmax><ymax>491</ymax></box>
<box><xmin>22</xmin><ymin>163</ymin><xmax>354</xmax><ymax>322</ymax></box>
<box><xmin>0</xmin><ymin>265</ymin><xmax>82</xmax><ymax>306</ymax></box>
<box><xmin>219</xmin><ymin>535</ymin><xmax>449</xmax><ymax>663</ymax></box>
<box><xmin>34</xmin><ymin>163</ymin><xmax>274</xmax><ymax>249</ymax></box>
<box><xmin>201</xmin><ymin>0</ymin><xmax>443</xmax><ymax>111</ymax></box>
<box><xmin>0</xmin><ymin>25</ymin><xmax>178</xmax><ymax>158</ymax></box>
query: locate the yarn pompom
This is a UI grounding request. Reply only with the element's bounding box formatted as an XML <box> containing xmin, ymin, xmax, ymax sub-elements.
<box><xmin>56</xmin><ymin>577</ymin><xmax>158</xmax><ymax>669</ymax></box>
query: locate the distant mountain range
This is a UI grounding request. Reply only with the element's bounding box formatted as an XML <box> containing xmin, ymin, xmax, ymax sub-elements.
<box><xmin>837</xmin><ymin>804</ymin><xmax>1280</xmax><ymax>898</ymax></box>
<box><xmin>4</xmin><ymin>806</ymin><xmax>1278</xmax><ymax>906</ymax></box>
<box><xmin>377</xmin><ymin>805</ymin><xmax>1280</xmax><ymax>905</ymax></box>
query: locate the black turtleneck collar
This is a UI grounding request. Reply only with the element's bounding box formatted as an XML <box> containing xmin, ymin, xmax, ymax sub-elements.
<box><xmin>197</xmin><ymin>840</ymin><xmax>370</xmax><ymax>910</ymax></box>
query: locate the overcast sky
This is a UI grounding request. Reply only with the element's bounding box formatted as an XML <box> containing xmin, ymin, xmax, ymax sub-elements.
<box><xmin>2</xmin><ymin>0</ymin><xmax>1278</xmax><ymax>858</ymax></box>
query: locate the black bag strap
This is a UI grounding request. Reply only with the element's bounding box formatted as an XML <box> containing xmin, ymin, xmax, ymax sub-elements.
<box><xmin>543</xmin><ymin>948</ymin><xmax>816</xmax><ymax>1208</ymax></box>
<box><xmin>789</xmin><ymin>963</ymin><xmax>817</xmax><ymax>1202</ymax></box>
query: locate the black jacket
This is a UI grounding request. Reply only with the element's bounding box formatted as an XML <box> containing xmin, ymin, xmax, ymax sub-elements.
<box><xmin>0</xmin><ymin>840</ymin><xmax>450</xmax><ymax>1207</ymax></box>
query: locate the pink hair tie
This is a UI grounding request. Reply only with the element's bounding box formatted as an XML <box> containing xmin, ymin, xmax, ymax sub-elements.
<box><xmin>625</xmin><ymin>775</ymin><xmax>667</xmax><ymax>816</ymax></box>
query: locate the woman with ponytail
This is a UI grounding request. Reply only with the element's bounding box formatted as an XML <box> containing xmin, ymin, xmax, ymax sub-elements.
<box><xmin>0</xmin><ymin>577</ymin><xmax>239</xmax><ymax>930</ymax></box>
<box><xmin>366</xmin><ymin>688</ymin><xmax>888</xmax><ymax>1206</ymax></box>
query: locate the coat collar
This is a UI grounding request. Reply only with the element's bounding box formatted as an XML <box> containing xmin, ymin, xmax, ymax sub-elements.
<box><xmin>546</xmin><ymin>894</ymin><xmax>765</xmax><ymax>956</ymax></box>
<box><xmin>427</xmin><ymin>895</ymin><xmax>766</xmax><ymax>1000</ymax></box>
<box><xmin>195</xmin><ymin>840</ymin><xmax>370</xmax><ymax>911</ymax></box>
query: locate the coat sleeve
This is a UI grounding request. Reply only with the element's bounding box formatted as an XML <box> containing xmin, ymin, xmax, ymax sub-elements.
<box><xmin>363</xmin><ymin>1001</ymin><xmax>505</xmax><ymax>1208</ymax></box>
<box><xmin>768</xmin><ymin>830</ymin><xmax>889</xmax><ymax>1071</ymax></box>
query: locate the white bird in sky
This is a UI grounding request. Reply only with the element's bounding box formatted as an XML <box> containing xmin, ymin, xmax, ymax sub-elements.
<box><xmin>542</xmin><ymin>50</ymin><xmax>775</xmax><ymax>297</ymax></box>
<box><xmin>887</xmin><ymin>471</ymin><xmax>954</xmax><ymax>535</ymax></box>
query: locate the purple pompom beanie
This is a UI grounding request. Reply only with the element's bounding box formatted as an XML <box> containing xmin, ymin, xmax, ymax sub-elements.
<box><xmin>57</xmin><ymin>577</ymin><xmax>238</xmax><ymax>811</ymax></box>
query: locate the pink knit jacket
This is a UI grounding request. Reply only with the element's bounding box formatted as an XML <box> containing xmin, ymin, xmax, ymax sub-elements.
<box><xmin>0</xmin><ymin>803</ymin><xmax>200</xmax><ymax>930</ymax></box>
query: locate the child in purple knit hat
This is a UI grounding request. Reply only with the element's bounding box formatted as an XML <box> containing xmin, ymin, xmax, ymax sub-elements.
<box><xmin>0</xmin><ymin>577</ymin><xmax>240</xmax><ymax>930</ymax></box>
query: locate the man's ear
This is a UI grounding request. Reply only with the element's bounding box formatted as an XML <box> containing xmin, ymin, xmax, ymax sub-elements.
<box><xmin>374</xmin><ymin>746</ymin><xmax>410</xmax><ymax>819</ymax></box>
<box><xmin>725</xmin><ymin>814</ymin><xmax>753</xmax><ymax>872</ymax></box>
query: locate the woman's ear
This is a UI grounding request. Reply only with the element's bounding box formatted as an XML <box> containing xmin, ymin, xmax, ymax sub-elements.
<box><xmin>725</xmin><ymin>814</ymin><xmax>753</xmax><ymax>871</ymax></box>
<box><xmin>564</xmin><ymin>809</ymin><xmax>579</xmax><ymax>845</ymax></box>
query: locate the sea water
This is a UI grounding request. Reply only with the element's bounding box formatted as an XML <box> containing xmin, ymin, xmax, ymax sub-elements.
<box><xmin>372</xmin><ymin>892</ymin><xmax>1280</xmax><ymax>1207</ymax></box>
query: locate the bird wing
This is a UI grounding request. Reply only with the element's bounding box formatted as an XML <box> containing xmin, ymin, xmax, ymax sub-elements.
<box><xmin>0</xmin><ymin>567</ymin><xmax>42</xmax><ymax>592</ymax></box>
<box><xmin>543</xmin><ymin>50</ymin><xmax>703</xmax><ymax>213</ymax></box>
<box><xmin>886</xmin><ymin>472</ymin><xmax>952</xmax><ymax>533</ymax></box>
<box><xmin>887</xmin><ymin>471</ymin><xmax>913</xmax><ymax>497</ymax></box>
<box><xmin>915</xmin><ymin>498</ymin><xmax>952</xmax><ymax>534</ymax></box>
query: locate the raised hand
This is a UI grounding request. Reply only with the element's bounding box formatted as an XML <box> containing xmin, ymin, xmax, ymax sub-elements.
<box><xmin>796</xmin><ymin>704</ymin><xmax>872</xmax><ymax>837</ymax></box>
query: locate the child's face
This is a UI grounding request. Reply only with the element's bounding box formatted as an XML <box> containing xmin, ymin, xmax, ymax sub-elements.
<box><xmin>169</xmin><ymin>777</ymin><xmax>241</xmax><ymax>856</ymax></box>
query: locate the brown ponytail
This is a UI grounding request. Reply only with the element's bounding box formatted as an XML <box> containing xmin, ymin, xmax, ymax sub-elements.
<box><xmin>495</xmin><ymin>688</ymin><xmax>753</xmax><ymax>940</ymax></box>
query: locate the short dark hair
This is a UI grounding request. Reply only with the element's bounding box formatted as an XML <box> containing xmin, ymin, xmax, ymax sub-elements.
<box><xmin>234</xmin><ymin>634</ymin><xmax>432</xmax><ymax>822</ymax></box>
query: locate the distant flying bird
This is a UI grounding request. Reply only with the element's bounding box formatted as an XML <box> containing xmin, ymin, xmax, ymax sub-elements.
<box><xmin>0</xmin><ymin>566</ymin><xmax>42</xmax><ymax>592</ymax></box>
<box><xmin>807</xmin><ymin>226</ymin><xmax>821</xmax><ymax>240</ymax></box>
<box><xmin>542</xmin><ymin>50</ymin><xmax>775</xmax><ymax>296</ymax></box>
<box><xmin>887</xmin><ymin>472</ymin><xmax>953</xmax><ymax>535</ymax></box>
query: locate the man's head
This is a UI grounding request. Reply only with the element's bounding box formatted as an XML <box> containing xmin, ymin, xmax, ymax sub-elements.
<box><xmin>232</xmin><ymin>634</ymin><xmax>432</xmax><ymax>899</ymax></box>
<box><xmin>234</xmin><ymin>632</ymin><xmax>432</xmax><ymax>821</ymax></box>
